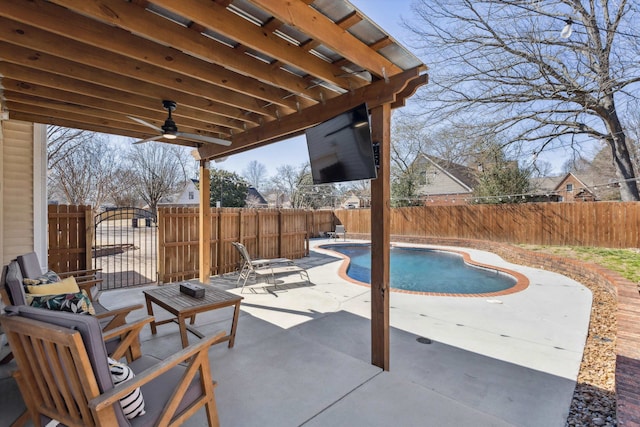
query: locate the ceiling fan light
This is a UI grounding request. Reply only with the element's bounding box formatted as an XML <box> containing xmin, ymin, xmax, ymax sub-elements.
<box><xmin>162</xmin><ymin>118</ymin><xmax>178</xmax><ymax>138</ymax></box>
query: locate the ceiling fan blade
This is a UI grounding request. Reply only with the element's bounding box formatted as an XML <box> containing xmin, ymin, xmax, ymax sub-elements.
<box><xmin>177</xmin><ymin>131</ymin><xmax>231</xmax><ymax>146</ymax></box>
<box><xmin>127</xmin><ymin>116</ymin><xmax>162</xmax><ymax>132</ymax></box>
<box><xmin>132</xmin><ymin>135</ymin><xmax>164</xmax><ymax>144</ymax></box>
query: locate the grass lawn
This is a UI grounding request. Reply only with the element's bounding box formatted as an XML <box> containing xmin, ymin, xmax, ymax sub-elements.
<box><xmin>519</xmin><ymin>245</ymin><xmax>640</xmax><ymax>283</ymax></box>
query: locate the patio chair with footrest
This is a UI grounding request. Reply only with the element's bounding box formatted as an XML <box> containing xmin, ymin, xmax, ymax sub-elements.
<box><xmin>1</xmin><ymin>304</ymin><xmax>223</xmax><ymax>427</ymax></box>
<box><xmin>231</xmin><ymin>242</ymin><xmax>309</xmax><ymax>293</ymax></box>
<box><xmin>17</xmin><ymin>252</ymin><xmax>142</xmax><ymax>331</ymax></box>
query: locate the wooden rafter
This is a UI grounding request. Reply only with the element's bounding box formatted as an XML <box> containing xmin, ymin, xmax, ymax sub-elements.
<box><xmin>251</xmin><ymin>0</ymin><xmax>402</xmax><ymax>79</ymax></box>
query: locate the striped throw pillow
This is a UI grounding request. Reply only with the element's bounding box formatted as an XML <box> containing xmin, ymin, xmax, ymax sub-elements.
<box><xmin>107</xmin><ymin>358</ymin><xmax>146</xmax><ymax>419</ymax></box>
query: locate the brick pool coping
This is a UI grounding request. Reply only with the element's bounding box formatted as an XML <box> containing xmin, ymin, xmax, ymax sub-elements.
<box><xmin>347</xmin><ymin>233</ymin><xmax>640</xmax><ymax>426</ymax></box>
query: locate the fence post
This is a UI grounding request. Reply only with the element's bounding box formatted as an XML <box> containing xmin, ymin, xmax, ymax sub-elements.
<box><xmin>278</xmin><ymin>209</ymin><xmax>283</xmax><ymax>257</ymax></box>
<box><xmin>256</xmin><ymin>210</ymin><xmax>261</xmax><ymax>257</ymax></box>
<box><xmin>85</xmin><ymin>208</ymin><xmax>94</xmax><ymax>271</ymax></box>
<box><xmin>217</xmin><ymin>208</ymin><xmax>223</xmax><ymax>275</ymax></box>
<box><xmin>157</xmin><ymin>208</ymin><xmax>165</xmax><ymax>283</ymax></box>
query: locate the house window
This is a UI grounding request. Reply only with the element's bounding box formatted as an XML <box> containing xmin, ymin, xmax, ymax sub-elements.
<box><xmin>566</xmin><ymin>183</ymin><xmax>573</xmax><ymax>192</ymax></box>
<box><xmin>188</xmin><ymin>191</ymin><xmax>194</xmax><ymax>200</ymax></box>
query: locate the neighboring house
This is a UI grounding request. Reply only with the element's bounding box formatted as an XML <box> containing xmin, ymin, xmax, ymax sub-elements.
<box><xmin>341</xmin><ymin>193</ymin><xmax>361</xmax><ymax>209</ymax></box>
<box><xmin>264</xmin><ymin>191</ymin><xmax>291</xmax><ymax>208</ymax></box>
<box><xmin>413</xmin><ymin>154</ymin><xmax>478</xmax><ymax>205</ymax></box>
<box><xmin>246</xmin><ymin>187</ymin><xmax>268</xmax><ymax>207</ymax></box>
<box><xmin>554</xmin><ymin>173</ymin><xmax>597</xmax><ymax>202</ymax></box>
<box><xmin>160</xmin><ymin>180</ymin><xmax>268</xmax><ymax>207</ymax></box>
<box><xmin>529</xmin><ymin>172</ymin><xmax>610</xmax><ymax>202</ymax></box>
<box><xmin>174</xmin><ymin>179</ymin><xmax>200</xmax><ymax>205</ymax></box>
<box><xmin>157</xmin><ymin>179</ymin><xmax>199</xmax><ymax>207</ymax></box>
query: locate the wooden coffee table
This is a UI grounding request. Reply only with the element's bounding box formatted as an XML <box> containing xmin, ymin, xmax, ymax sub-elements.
<box><xmin>143</xmin><ymin>283</ymin><xmax>243</xmax><ymax>348</ymax></box>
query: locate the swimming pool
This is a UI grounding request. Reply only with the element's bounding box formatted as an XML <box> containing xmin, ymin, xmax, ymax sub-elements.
<box><xmin>321</xmin><ymin>244</ymin><xmax>521</xmax><ymax>295</ymax></box>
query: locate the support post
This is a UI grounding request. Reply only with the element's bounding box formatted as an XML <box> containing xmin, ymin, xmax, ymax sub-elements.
<box><xmin>199</xmin><ymin>161</ymin><xmax>211</xmax><ymax>283</ymax></box>
<box><xmin>370</xmin><ymin>103</ymin><xmax>391</xmax><ymax>370</ymax></box>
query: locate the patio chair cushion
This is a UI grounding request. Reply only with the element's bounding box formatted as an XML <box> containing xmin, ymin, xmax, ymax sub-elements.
<box><xmin>3</xmin><ymin>304</ymin><xmax>130</xmax><ymax>426</ymax></box>
<box><xmin>16</xmin><ymin>252</ymin><xmax>46</xmax><ymax>279</ymax></box>
<box><xmin>25</xmin><ymin>275</ymin><xmax>79</xmax><ymax>294</ymax></box>
<box><xmin>108</xmin><ymin>357</ymin><xmax>146</xmax><ymax>419</ymax></box>
<box><xmin>4</xmin><ymin>261</ymin><xmax>27</xmax><ymax>306</ymax></box>
<box><xmin>127</xmin><ymin>355</ymin><xmax>207</xmax><ymax>427</ymax></box>
<box><xmin>26</xmin><ymin>290</ymin><xmax>96</xmax><ymax>315</ymax></box>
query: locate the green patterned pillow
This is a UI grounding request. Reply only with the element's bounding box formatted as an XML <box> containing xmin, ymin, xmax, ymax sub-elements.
<box><xmin>26</xmin><ymin>290</ymin><xmax>96</xmax><ymax>315</ymax></box>
<box><xmin>23</xmin><ymin>270</ymin><xmax>62</xmax><ymax>286</ymax></box>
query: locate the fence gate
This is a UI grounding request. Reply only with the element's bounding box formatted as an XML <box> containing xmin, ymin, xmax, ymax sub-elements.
<box><xmin>94</xmin><ymin>207</ymin><xmax>157</xmax><ymax>290</ymax></box>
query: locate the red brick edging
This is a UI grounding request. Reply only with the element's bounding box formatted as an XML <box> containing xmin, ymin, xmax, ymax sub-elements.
<box><xmin>347</xmin><ymin>233</ymin><xmax>640</xmax><ymax>426</ymax></box>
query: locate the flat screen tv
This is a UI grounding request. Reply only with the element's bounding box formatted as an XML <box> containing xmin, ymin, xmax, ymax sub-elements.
<box><xmin>305</xmin><ymin>103</ymin><xmax>377</xmax><ymax>184</ymax></box>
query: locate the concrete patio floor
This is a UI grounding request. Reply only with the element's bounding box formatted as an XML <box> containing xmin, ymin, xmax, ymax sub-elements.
<box><xmin>0</xmin><ymin>239</ymin><xmax>592</xmax><ymax>426</ymax></box>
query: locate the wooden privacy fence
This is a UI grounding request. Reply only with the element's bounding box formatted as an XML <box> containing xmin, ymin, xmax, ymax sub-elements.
<box><xmin>47</xmin><ymin>204</ymin><xmax>93</xmax><ymax>273</ymax></box>
<box><xmin>157</xmin><ymin>207</ymin><xmax>335</xmax><ymax>283</ymax></box>
<box><xmin>336</xmin><ymin>201</ymin><xmax>640</xmax><ymax>248</ymax></box>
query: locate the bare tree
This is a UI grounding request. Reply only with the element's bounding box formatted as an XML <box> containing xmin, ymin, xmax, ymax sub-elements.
<box><xmin>47</xmin><ymin>126</ymin><xmax>96</xmax><ymax>170</ymax></box>
<box><xmin>108</xmin><ymin>167</ymin><xmax>140</xmax><ymax>207</ymax></box>
<box><xmin>127</xmin><ymin>143</ymin><xmax>190</xmax><ymax>214</ymax></box>
<box><xmin>269</xmin><ymin>163</ymin><xmax>310</xmax><ymax>208</ymax></box>
<box><xmin>407</xmin><ymin>0</ymin><xmax>640</xmax><ymax>200</ymax></box>
<box><xmin>243</xmin><ymin>160</ymin><xmax>268</xmax><ymax>190</ymax></box>
<box><xmin>48</xmin><ymin>135</ymin><xmax>118</xmax><ymax>211</ymax></box>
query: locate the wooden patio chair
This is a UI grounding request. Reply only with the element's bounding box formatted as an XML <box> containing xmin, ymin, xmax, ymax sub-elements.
<box><xmin>17</xmin><ymin>252</ymin><xmax>143</xmax><ymax>331</ymax></box>
<box><xmin>231</xmin><ymin>242</ymin><xmax>309</xmax><ymax>293</ymax></box>
<box><xmin>2</xmin><ymin>260</ymin><xmax>143</xmax><ymax>363</ymax></box>
<box><xmin>1</xmin><ymin>304</ymin><xmax>222</xmax><ymax>427</ymax></box>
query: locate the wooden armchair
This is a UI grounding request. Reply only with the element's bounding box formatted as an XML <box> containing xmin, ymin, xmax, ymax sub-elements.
<box><xmin>17</xmin><ymin>252</ymin><xmax>142</xmax><ymax>331</ymax></box>
<box><xmin>1</xmin><ymin>305</ymin><xmax>222</xmax><ymax>427</ymax></box>
<box><xmin>2</xmin><ymin>260</ymin><xmax>142</xmax><ymax>363</ymax></box>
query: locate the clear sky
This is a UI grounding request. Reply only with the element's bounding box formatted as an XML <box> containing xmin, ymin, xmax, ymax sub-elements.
<box><xmin>216</xmin><ymin>0</ymin><xmax>416</xmax><ymax>178</ymax></box>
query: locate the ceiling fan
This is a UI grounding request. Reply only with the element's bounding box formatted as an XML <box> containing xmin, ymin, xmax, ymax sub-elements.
<box><xmin>128</xmin><ymin>100</ymin><xmax>231</xmax><ymax>146</ymax></box>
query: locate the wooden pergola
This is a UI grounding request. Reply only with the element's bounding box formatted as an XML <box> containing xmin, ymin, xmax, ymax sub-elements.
<box><xmin>0</xmin><ymin>0</ymin><xmax>427</xmax><ymax>370</ymax></box>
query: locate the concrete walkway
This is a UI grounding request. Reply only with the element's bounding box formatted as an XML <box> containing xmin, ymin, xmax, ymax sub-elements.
<box><xmin>0</xmin><ymin>239</ymin><xmax>592</xmax><ymax>426</ymax></box>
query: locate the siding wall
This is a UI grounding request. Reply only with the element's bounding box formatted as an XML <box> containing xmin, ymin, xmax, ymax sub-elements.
<box><xmin>418</xmin><ymin>163</ymin><xmax>469</xmax><ymax>195</ymax></box>
<box><xmin>1</xmin><ymin>120</ymin><xmax>35</xmax><ymax>264</ymax></box>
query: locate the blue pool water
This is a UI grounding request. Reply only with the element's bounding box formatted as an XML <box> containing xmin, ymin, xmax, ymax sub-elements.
<box><xmin>323</xmin><ymin>244</ymin><xmax>516</xmax><ymax>294</ymax></box>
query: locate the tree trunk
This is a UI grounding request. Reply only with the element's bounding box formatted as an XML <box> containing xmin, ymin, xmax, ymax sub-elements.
<box><xmin>605</xmin><ymin>107</ymin><xmax>639</xmax><ymax>201</ymax></box>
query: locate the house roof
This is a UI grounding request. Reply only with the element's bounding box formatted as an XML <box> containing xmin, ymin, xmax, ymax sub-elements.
<box><xmin>529</xmin><ymin>176</ymin><xmax>562</xmax><ymax>192</ymax></box>
<box><xmin>418</xmin><ymin>154</ymin><xmax>478</xmax><ymax>192</ymax></box>
<box><xmin>247</xmin><ymin>187</ymin><xmax>268</xmax><ymax>205</ymax></box>
<box><xmin>0</xmin><ymin>0</ymin><xmax>427</xmax><ymax>161</ymax></box>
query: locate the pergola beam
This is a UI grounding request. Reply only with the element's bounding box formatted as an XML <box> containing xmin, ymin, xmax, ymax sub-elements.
<box><xmin>196</xmin><ymin>67</ymin><xmax>426</xmax><ymax>160</ymax></box>
<box><xmin>0</xmin><ymin>66</ymin><xmax>245</xmax><ymax>133</ymax></box>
